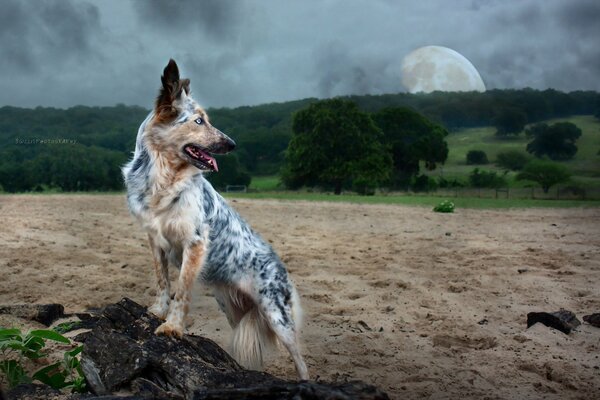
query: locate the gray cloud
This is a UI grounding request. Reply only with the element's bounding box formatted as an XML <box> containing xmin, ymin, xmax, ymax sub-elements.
<box><xmin>132</xmin><ymin>0</ymin><xmax>244</xmax><ymax>42</ymax></box>
<box><xmin>0</xmin><ymin>0</ymin><xmax>101</xmax><ymax>74</ymax></box>
<box><xmin>0</xmin><ymin>0</ymin><xmax>598</xmax><ymax>109</ymax></box>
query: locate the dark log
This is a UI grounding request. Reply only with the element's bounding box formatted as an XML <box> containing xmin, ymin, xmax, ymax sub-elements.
<box><xmin>527</xmin><ymin>309</ymin><xmax>581</xmax><ymax>334</ymax></box>
<box><xmin>5</xmin><ymin>384</ymin><xmax>63</xmax><ymax>400</ymax></box>
<box><xmin>0</xmin><ymin>304</ymin><xmax>64</xmax><ymax>326</ymax></box>
<box><xmin>583</xmin><ymin>313</ymin><xmax>600</xmax><ymax>328</ymax></box>
<box><xmin>79</xmin><ymin>298</ymin><xmax>389</xmax><ymax>400</ymax></box>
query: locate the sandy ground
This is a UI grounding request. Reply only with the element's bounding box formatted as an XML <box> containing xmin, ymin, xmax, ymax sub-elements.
<box><xmin>0</xmin><ymin>194</ymin><xmax>599</xmax><ymax>399</ymax></box>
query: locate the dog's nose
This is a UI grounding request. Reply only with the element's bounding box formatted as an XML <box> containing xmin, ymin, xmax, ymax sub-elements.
<box><xmin>225</xmin><ymin>137</ymin><xmax>236</xmax><ymax>152</ymax></box>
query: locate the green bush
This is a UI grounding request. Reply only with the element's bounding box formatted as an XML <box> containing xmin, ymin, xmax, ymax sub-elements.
<box><xmin>496</xmin><ymin>150</ymin><xmax>530</xmax><ymax>171</ymax></box>
<box><xmin>411</xmin><ymin>174</ymin><xmax>438</xmax><ymax>192</ymax></box>
<box><xmin>352</xmin><ymin>177</ymin><xmax>376</xmax><ymax>195</ymax></box>
<box><xmin>433</xmin><ymin>200</ymin><xmax>455</xmax><ymax>213</ymax></box>
<box><xmin>466</xmin><ymin>150</ymin><xmax>489</xmax><ymax>165</ymax></box>
<box><xmin>469</xmin><ymin>168</ymin><xmax>507</xmax><ymax>188</ymax></box>
<box><xmin>437</xmin><ymin>177</ymin><xmax>464</xmax><ymax>188</ymax></box>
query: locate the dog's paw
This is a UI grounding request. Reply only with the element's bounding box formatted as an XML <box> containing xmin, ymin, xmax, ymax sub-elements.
<box><xmin>155</xmin><ymin>322</ymin><xmax>184</xmax><ymax>338</ymax></box>
<box><xmin>148</xmin><ymin>303</ymin><xmax>169</xmax><ymax>320</ymax></box>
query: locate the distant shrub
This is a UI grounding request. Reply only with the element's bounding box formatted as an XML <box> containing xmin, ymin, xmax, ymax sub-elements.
<box><xmin>437</xmin><ymin>177</ymin><xmax>464</xmax><ymax>188</ymax></box>
<box><xmin>411</xmin><ymin>175</ymin><xmax>438</xmax><ymax>192</ymax></box>
<box><xmin>352</xmin><ymin>177</ymin><xmax>376</xmax><ymax>196</ymax></box>
<box><xmin>496</xmin><ymin>150</ymin><xmax>530</xmax><ymax>171</ymax></box>
<box><xmin>433</xmin><ymin>200</ymin><xmax>455</xmax><ymax>213</ymax></box>
<box><xmin>469</xmin><ymin>168</ymin><xmax>507</xmax><ymax>188</ymax></box>
<box><xmin>466</xmin><ymin>150</ymin><xmax>489</xmax><ymax>165</ymax></box>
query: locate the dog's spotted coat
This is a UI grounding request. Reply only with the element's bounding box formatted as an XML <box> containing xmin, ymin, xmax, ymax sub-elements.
<box><xmin>122</xmin><ymin>60</ymin><xmax>308</xmax><ymax>379</ymax></box>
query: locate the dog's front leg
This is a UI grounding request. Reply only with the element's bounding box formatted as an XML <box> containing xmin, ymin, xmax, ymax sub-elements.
<box><xmin>148</xmin><ymin>235</ymin><xmax>170</xmax><ymax>320</ymax></box>
<box><xmin>155</xmin><ymin>237</ymin><xmax>207</xmax><ymax>338</ymax></box>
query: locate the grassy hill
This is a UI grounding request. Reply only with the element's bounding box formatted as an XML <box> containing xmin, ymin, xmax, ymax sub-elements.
<box><xmin>427</xmin><ymin>115</ymin><xmax>600</xmax><ymax>189</ymax></box>
<box><xmin>250</xmin><ymin>115</ymin><xmax>600</xmax><ymax>192</ymax></box>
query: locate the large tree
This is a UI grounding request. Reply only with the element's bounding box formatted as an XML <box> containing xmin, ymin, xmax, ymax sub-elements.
<box><xmin>372</xmin><ymin>107</ymin><xmax>448</xmax><ymax>188</ymax></box>
<box><xmin>517</xmin><ymin>159</ymin><xmax>571</xmax><ymax>193</ymax></box>
<box><xmin>282</xmin><ymin>99</ymin><xmax>392</xmax><ymax>195</ymax></box>
<box><xmin>525</xmin><ymin>122</ymin><xmax>582</xmax><ymax>160</ymax></box>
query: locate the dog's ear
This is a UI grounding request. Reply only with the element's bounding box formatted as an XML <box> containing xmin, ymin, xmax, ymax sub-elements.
<box><xmin>155</xmin><ymin>59</ymin><xmax>187</xmax><ymax>123</ymax></box>
<box><xmin>180</xmin><ymin>78</ymin><xmax>190</xmax><ymax>95</ymax></box>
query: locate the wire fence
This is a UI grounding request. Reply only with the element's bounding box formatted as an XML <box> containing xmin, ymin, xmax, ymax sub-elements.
<box><xmin>407</xmin><ymin>186</ymin><xmax>600</xmax><ymax>200</ymax></box>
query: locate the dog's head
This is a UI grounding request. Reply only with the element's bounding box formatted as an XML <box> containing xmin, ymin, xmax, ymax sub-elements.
<box><xmin>146</xmin><ymin>59</ymin><xmax>235</xmax><ymax>172</ymax></box>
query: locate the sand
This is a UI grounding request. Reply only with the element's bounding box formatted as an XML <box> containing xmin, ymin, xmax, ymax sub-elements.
<box><xmin>0</xmin><ymin>194</ymin><xmax>599</xmax><ymax>399</ymax></box>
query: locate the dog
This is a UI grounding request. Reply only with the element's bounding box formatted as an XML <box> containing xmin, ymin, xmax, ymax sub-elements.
<box><xmin>122</xmin><ymin>59</ymin><xmax>308</xmax><ymax>380</ymax></box>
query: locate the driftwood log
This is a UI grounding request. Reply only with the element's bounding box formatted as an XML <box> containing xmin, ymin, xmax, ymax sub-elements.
<box><xmin>6</xmin><ymin>298</ymin><xmax>388</xmax><ymax>399</ymax></box>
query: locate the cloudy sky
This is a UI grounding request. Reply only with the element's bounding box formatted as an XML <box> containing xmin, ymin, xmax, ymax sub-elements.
<box><xmin>1</xmin><ymin>0</ymin><xmax>598</xmax><ymax>109</ymax></box>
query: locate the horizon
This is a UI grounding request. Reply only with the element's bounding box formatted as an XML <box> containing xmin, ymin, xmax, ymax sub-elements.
<box><xmin>1</xmin><ymin>87</ymin><xmax>598</xmax><ymax>112</ymax></box>
<box><xmin>1</xmin><ymin>0</ymin><xmax>599</xmax><ymax>109</ymax></box>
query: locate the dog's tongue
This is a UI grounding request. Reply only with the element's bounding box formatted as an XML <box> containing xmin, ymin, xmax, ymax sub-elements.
<box><xmin>185</xmin><ymin>145</ymin><xmax>219</xmax><ymax>172</ymax></box>
<box><xmin>197</xmin><ymin>149</ymin><xmax>218</xmax><ymax>172</ymax></box>
<box><xmin>205</xmin><ymin>155</ymin><xmax>218</xmax><ymax>172</ymax></box>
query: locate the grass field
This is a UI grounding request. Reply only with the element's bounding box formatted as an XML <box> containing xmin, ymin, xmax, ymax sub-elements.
<box><xmin>248</xmin><ymin>175</ymin><xmax>282</xmax><ymax>191</ymax></box>
<box><xmin>435</xmin><ymin>115</ymin><xmax>600</xmax><ymax>187</ymax></box>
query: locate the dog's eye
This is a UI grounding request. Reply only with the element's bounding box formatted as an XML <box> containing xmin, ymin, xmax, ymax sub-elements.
<box><xmin>195</xmin><ymin>118</ymin><xmax>204</xmax><ymax>125</ymax></box>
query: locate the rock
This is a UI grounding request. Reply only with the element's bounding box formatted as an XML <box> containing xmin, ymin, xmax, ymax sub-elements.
<box><xmin>357</xmin><ymin>320</ymin><xmax>372</xmax><ymax>331</ymax></box>
<box><xmin>527</xmin><ymin>309</ymin><xmax>581</xmax><ymax>334</ymax></box>
<box><xmin>80</xmin><ymin>298</ymin><xmax>389</xmax><ymax>399</ymax></box>
<box><xmin>6</xmin><ymin>383</ymin><xmax>65</xmax><ymax>400</ymax></box>
<box><xmin>583</xmin><ymin>313</ymin><xmax>600</xmax><ymax>328</ymax></box>
<box><xmin>0</xmin><ymin>303</ymin><xmax>64</xmax><ymax>326</ymax></box>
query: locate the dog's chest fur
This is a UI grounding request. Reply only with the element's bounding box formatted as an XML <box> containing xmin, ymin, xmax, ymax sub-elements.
<box><xmin>127</xmin><ymin>158</ymin><xmax>205</xmax><ymax>252</ymax></box>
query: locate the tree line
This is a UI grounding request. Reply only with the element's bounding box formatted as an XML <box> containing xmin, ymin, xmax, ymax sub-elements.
<box><xmin>0</xmin><ymin>89</ymin><xmax>597</xmax><ymax>192</ymax></box>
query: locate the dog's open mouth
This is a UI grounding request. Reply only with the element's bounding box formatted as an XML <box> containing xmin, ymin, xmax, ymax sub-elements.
<box><xmin>183</xmin><ymin>144</ymin><xmax>218</xmax><ymax>172</ymax></box>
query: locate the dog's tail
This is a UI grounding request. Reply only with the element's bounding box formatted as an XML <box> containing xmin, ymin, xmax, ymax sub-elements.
<box><xmin>230</xmin><ymin>283</ymin><xmax>303</xmax><ymax>370</ymax></box>
<box><xmin>231</xmin><ymin>305</ymin><xmax>276</xmax><ymax>370</ymax></box>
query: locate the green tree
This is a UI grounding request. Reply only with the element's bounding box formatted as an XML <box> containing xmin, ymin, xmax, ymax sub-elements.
<box><xmin>466</xmin><ymin>150</ymin><xmax>489</xmax><ymax>165</ymax></box>
<box><xmin>372</xmin><ymin>107</ymin><xmax>448</xmax><ymax>188</ymax></box>
<box><xmin>495</xmin><ymin>150</ymin><xmax>530</xmax><ymax>171</ymax></box>
<box><xmin>525</xmin><ymin>122</ymin><xmax>582</xmax><ymax>160</ymax></box>
<box><xmin>206</xmin><ymin>154</ymin><xmax>251</xmax><ymax>190</ymax></box>
<box><xmin>517</xmin><ymin>159</ymin><xmax>571</xmax><ymax>193</ymax></box>
<box><xmin>493</xmin><ymin>108</ymin><xmax>527</xmax><ymax>137</ymax></box>
<box><xmin>283</xmin><ymin>99</ymin><xmax>392</xmax><ymax>195</ymax></box>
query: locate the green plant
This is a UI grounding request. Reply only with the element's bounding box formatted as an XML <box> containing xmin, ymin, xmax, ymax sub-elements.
<box><xmin>466</xmin><ymin>150</ymin><xmax>489</xmax><ymax>165</ymax></box>
<box><xmin>433</xmin><ymin>200</ymin><xmax>455</xmax><ymax>213</ymax></box>
<box><xmin>0</xmin><ymin>327</ymin><xmax>86</xmax><ymax>392</ymax></box>
<box><xmin>469</xmin><ymin>168</ymin><xmax>507</xmax><ymax>188</ymax></box>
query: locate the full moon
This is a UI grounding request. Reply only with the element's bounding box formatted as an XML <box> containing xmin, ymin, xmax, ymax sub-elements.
<box><xmin>401</xmin><ymin>46</ymin><xmax>486</xmax><ymax>93</ymax></box>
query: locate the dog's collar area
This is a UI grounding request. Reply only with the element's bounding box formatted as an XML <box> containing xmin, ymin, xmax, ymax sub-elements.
<box><xmin>183</xmin><ymin>144</ymin><xmax>218</xmax><ymax>172</ymax></box>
